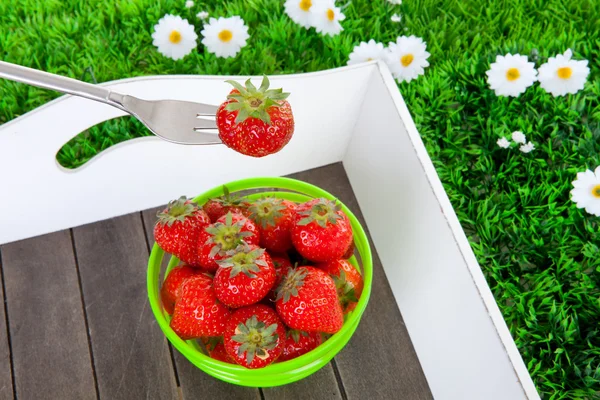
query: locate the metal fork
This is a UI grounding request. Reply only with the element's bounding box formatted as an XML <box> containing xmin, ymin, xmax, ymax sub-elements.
<box><xmin>0</xmin><ymin>61</ymin><xmax>221</xmax><ymax>145</ymax></box>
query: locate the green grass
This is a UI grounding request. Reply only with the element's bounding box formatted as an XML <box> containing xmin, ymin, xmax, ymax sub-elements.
<box><xmin>1</xmin><ymin>0</ymin><xmax>600</xmax><ymax>397</ymax></box>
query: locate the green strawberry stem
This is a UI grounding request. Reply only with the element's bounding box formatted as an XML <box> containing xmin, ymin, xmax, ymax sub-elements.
<box><xmin>204</xmin><ymin>336</ymin><xmax>223</xmax><ymax>351</ymax></box>
<box><xmin>276</xmin><ymin>268</ymin><xmax>308</xmax><ymax>303</ymax></box>
<box><xmin>296</xmin><ymin>198</ymin><xmax>343</xmax><ymax>228</ymax></box>
<box><xmin>216</xmin><ymin>245</ymin><xmax>268</xmax><ymax>278</ymax></box>
<box><xmin>205</xmin><ymin>212</ymin><xmax>254</xmax><ymax>256</ymax></box>
<box><xmin>332</xmin><ymin>270</ymin><xmax>359</xmax><ymax>307</ymax></box>
<box><xmin>224</xmin><ymin>76</ymin><xmax>290</xmax><ymax>125</ymax></box>
<box><xmin>232</xmin><ymin>315</ymin><xmax>279</xmax><ymax>365</ymax></box>
<box><xmin>288</xmin><ymin>329</ymin><xmax>310</xmax><ymax>344</ymax></box>
<box><xmin>213</xmin><ymin>185</ymin><xmax>248</xmax><ymax>207</ymax></box>
<box><xmin>156</xmin><ymin>196</ymin><xmax>197</xmax><ymax>227</ymax></box>
<box><xmin>248</xmin><ymin>197</ymin><xmax>287</xmax><ymax>229</ymax></box>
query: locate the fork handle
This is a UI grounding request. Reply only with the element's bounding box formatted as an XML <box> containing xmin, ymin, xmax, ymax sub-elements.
<box><xmin>0</xmin><ymin>61</ymin><xmax>125</xmax><ymax>110</ymax></box>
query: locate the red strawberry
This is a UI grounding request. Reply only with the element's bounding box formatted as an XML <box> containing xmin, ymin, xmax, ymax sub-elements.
<box><xmin>202</xmin><ymin>185</ymin><xmax>251</xmax><ymax>223</ymax></box>
<box><xmin>291</xmin><ymin>198</ymin><xmax>353</xmax><ymax>262</ymax></box>
<box><xmin>170</xmin><ymin>275</ymin><xmax>231</xmax><ymax>340</ymax></box>
<box><xmin>154</xmin><ymin>196</ymin><xmax>211</xmax><ymax>266</ymax></box>
<box><xmin>342</xmin><ymin>240</ymin><xmax>355</xmax><ymax>259</ymax></box>
<box><xmin>248</xmin><ymin>197</ymin><xmax>296</xmax><ymax>253</ymax></box>
<box><xmin>160</xmin><ymin>264</ymin><xmax>206</xmax><ymax>315</ymax></box>
<box><xmin>271</xmin><ymin>255</ymin><xmax>292</xmax><ymax>269</ymax></box>
<box><xmin>198</xmin><ymin>212</ymin><xmax>260</xmax><ymax>272</ymax></box>
<box><xmin>278</xmin><ymin>329</ymin><xmax>323</xmax><ymax>362</ymax></box>
<box><xmin>202</xmin><ymin>337</ymin><xmax>235</xmax><ymax>364</ymax></box>
<box><xmin>275</xmin><ymin>266</ymin><xmax>343</xmax><ymax>334</ymax></box>
<box><xmin>216</xmin><ymin>77</ymin><xmax>294</xmax><ymax>158</ymax></box>
<box><xmin>315</xmin><ymin>259</ymin><xmax>364</xmax><ymax>313</ymax></box>
<box><xmin>224</xmin><ymin>304</ymin><xmax>286</xmax><ymax>368</ymax></box>
<box><xmin>264</xmin><ymin>258</ymin><xmax>294</xmax><ymax>304</ymax></box>
<box><xmin>214</xmin><ymin>245</ymin><xmax>276</xmax><ymax>308</ymax></box>
<box><xmin>270</xmin><ymin>251</ymin><xmax>290</xmax><ymax>261</ymax></box>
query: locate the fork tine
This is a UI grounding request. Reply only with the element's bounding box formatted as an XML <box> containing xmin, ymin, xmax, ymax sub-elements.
<box><xmin>194</xmin><ymin>118</ymin><xmax>218</xmax><ymax>129</ymax></box>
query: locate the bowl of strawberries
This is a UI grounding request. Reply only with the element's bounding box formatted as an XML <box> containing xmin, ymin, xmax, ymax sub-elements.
<box><xmin>147</xmin><ymin>176</ymin><xmax>372</xmax><ymax>387</ymax></box>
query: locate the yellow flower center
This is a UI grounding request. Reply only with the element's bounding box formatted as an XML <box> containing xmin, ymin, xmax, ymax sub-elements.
<box><xmin>592</xmin><ymin>184</ymin><xmax>600</xmax><ymax>198</ymax></box>
<box><xmin>327</xmin><ymin>8</ymin><xmax>335</xmax><ymax>21</ymax></box>
<box><xmin>401</xmin><ymin>54</ymin><xmax>414</xmax><ymax>67</ymax></box>
<box><xmin>299</xmin><ymin>0</ymin><xmax>312</xmax><ymax>11</ymax></box>
<box><xmin>169</xmin><ymin>30</ymin><xmax>182</xmax><ymax>44</ymax></box>
<box><xmin>506</xmin><ymin>68</ymin><xmax>520</xmax><ymax>81</ymax></box>
<box><xmin>557</xmin><ymin>66</ymin><xmax>572</xmax><ymax>80</ymax></box>
<box><xmin>366</xmin><ymin>57</ymin><xmax>373</xmax><ymax>61</ymax></box>
<box><xmin>218</xmin><ymin>29</ymin><xmax>233</xmax><ymax>42</ymax></box>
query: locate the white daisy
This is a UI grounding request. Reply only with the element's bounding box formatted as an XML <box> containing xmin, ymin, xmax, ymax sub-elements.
<box><xmin>310</xmin><ymin>0</ymin><xmax>345</xmax><ymax>36</ymax></box>
<box><xmin>511</xmin><ymin>130</ymin><xmax>526</xmax><ymax>144</ymax></box>
<box><xmin>497</xmin><ymin>137</ymin><xmax>510</xmax><ymax>149</ymax></box>
<box><xmin>391</xmin><ymin>13</ymin><xmax>402</xmax><ymax>23</ymax></box>
<box><xmin>485</xmin><ymin>54</ymin><xmax>537</xmax><ymax>97</ymax></box>
<box><xmin>284</xmin><ymin>0</ymin><xmax>317</xmax><ymax>29</ymax></box>
<box><xmin>196</xmin><ymin>11</ymin><xmax>209</xmax><ymax>20</ymax></box>
<box><xmin>185</xmin><ymin>0</ymin><xmax>194</xmax><ymax>8</ymax></box>
<box><xmin>200</xmin><ymin>16</ymin><xmax>250</xmax><ymax>58</ymax></box>
<box><xmin>151</xmin><ymin>14</ymin><xmax>198</xmax><ymax>61</ymax></box>
<box><xmin>347</xmin><ymin>39</ymin><xmax>386</xmax><ymax>66</ymax></box>
<box><xmin>519</xmin><ymin>142</ymin><xmax>535</xmax><ymax>153</ymax></box>
<box><xmin>384</xmin><ymin>35</ymin><xmax>430</xmax><ymax>83</ymax></box>
<box><xmin>388</xmin><ymin>0</ymin><xmax>402</xmax><ymax>4</ymax></box>
<box><xmin>570</xmin><ymin>166</ymin><xmax>600</xmax><ymax>216</ymax></box>
<box><xmin>538</xmin><ymin>49</ymin><xmax>590</xmax><ymax>97</ymax></box>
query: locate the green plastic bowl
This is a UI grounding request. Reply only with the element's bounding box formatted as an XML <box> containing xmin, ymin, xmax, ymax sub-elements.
<box><xmin>147</xmin><ymin>176</ymin><xmax>373</xmax><ymax>387</ymax></box>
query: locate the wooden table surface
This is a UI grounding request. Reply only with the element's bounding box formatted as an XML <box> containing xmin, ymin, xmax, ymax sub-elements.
<box><xmin>0</xmin><ymin>163</ymin><xmax>432</xmax><ymax>400</ymax></box>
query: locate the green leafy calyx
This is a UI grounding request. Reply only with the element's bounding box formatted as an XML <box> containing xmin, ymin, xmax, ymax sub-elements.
<box><xmin>276</xmin><ymin>268</ymin><xmax>308</xmax><ymax>303</ymax></box>
<box><xmin>332</xmin><ymin>269</ymin><xmax>358</xmax><ymax>306</ymax></box>
<box><xmin>156</xmin><ymin>196</ymin><xmax>198</xmax><ymax>227</ymax></box>
<box><xmin>224</xmin><ymin>76</ymin><xmax>290</xmax><ymax>125</ymax></box>
<box><xmin>248</xmin><ymin>197</ymin><xmax>287</xmax><ymax>229</ymax></box>
<box><xmin>232</xmin><ymin>315</ymin><xmax>279</xmax><ymax>365</ymax></box>
<box><xmin>216</xmin><ymin>245</ymin><xmax>268</xmax><ymax>278</ymax></box>
<box><xmin>296</xmin><ymin>198</ymin><xmax>343</xmax><ymax>229</ymax></box>
<box><xmin>287</xmin><ymin>329</ymin><xmax>310</xmax><ymax>344</ymax></box>
<box><xmin>204</xmin><ymin>336</ymin><xmax>223</xmax><ymax>352</ymax></box>
<box><xmin>210</xmin><ymin>185</ymin><xmax>249</xmax><ymax>208</ymax></box>
<box><xmin>205</xmin><ymin>212</ymin><xmax>254</xmax><ymax>256</ymax></box>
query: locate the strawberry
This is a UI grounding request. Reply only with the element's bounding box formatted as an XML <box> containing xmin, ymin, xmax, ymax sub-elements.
<box><xmin>275</xmin><ymin>266</ymin><xmax>344</xmax><ymax>334</ymax></box>
<box><xmin>198</xmin><ymin>212</ymin><xmax>260</xmax><ymax>272</ymax></box>
<box><xmin>278</xmin><ymin>329</ymin><xmax>323</xmax><ymax>362</ymax></box>
<box><xmin>202</xmin><ymin>185</ymin><xmax>251</xmax><ymax>223</ymax></box>
<box><xmin>271</xmin><ymin>250</ymin><xmax>290</xmax><ymax>259</ymax></box>
<box><xmin>202</xmin><ymin>337</ymin><xmax>235</xmax><ymax>364</ymax></box>
<box><xmin>160</xmin><ymin>264</ymin><xmax>206</xmax><ymax>315</ymax></box>
<box><xmin>216</xmin><ymin>76</ymin><xmax>294</xmax><ymax>158</ymax></box>
<box><xmin>224</xmin><ymin>304</ymin><xmax>286</xmax><ymax>368</ymax></box>
<box><xmin>248</xmin><ymin>197</ymin><xmax>296</xmax><ymax>253</ymax></box>
<box><xmin>291</xmin><ymin>198</ymin><xmax>353</xmax><ymax>262</ymax></box>
<box><xmin>264</xmin><ymin>257</ymin><xmax>294</xmax><ymax>304</ymax></box>
<box><xmin>315</xmin><ymin>259</ymin><xmax>364</xmax><ymax>313</ymax></box>
<box><xmin>342</xmin><ymin>239</ymin><xmax>355</xmax><ymax>259</ymax></box>
<box><xmin>214</xmin><ymin>245</ymin><xmax>276</xmax><ymax>308</ymax></box>
<box><xmin>270</xmin><ymin>254</ymin><xmax>292</xmax><ymax>269</ymax></box>
<box><xmin>170</xmin><ymin>275</ymin><xmax>231</xmax><ymax>340</ymax></box>
<box><xmin>154</xmin><ymin>196</ymin><xmax>211</xmax><ymax>266</ymax></box>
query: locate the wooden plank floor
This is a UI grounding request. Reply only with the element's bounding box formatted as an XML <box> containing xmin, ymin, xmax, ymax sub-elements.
<box><xmin>0</xmin><ymin>163</ymin><xmax>432</xmax><ymax>400</ymax></box>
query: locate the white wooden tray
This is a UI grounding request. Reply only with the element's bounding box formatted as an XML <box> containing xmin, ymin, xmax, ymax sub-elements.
<box><xmin>0</xmin><ymin>62</ymin><xmax>539</xmax><ymax>400</ymax></box>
